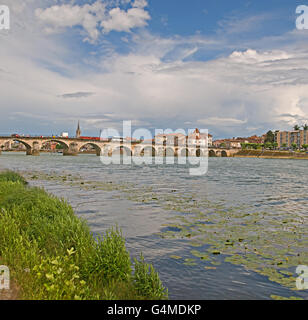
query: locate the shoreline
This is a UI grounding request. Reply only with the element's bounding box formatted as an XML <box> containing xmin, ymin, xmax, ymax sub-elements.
<box><xmin>232</xmin><ymin>150</ymin><xmax>308</xmax><ymax>160</ymax></box>
<box><xmin>233</xmin><ymin>155</ymin><xmax>308</xmax><ymax>160</ymax></box>
<box><xmin>0</xmin><ymin>171</ymin><xmax>168</xmax><ymax>300</ymax></box>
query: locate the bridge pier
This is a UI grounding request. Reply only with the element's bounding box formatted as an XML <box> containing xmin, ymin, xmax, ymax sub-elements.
<box><xmin>26</xmin><ymin>149</ymin><xmax>40</xmax><ymax>156</ymax></box>
<box><xmin>63</xmin><ymin>150</ymin><xmax>78</xmax><ymax>156</ymax></box>
<box><xmin>64</xmin><ymin>142</ymin><xmax>79</xmax><ymax>156</ymax></box>
<box><xmin>32</xmin><ymin>150</ymin><xmax>40</xmax><ymax>156</ymax></box>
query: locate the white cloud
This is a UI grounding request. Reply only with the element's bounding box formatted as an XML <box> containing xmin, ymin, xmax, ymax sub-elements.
<box><xmin>230</xmin><ymin>49</ymin><xmax>291</xmax><ymax>64</ymax></box>
<box><xmin>217</xmin><ymin>13</ymin><xmax>272</xmax><ymax>35</ymax></box>
<box><xmin>101</xmin><ymin>3</ymin><xmax>150</xmax><ymax>34</ymax></box>
<box><xmin>1</xmin><ymin>1</ymin><xmax>308</xmax><ymax>138</ymax></box>
<box><xmin>35</xmin><ymin>0</ymin><xmax>150</xmax><ymax>41</ymax></box>
<box><xmin>132</xmin><ymin>0</ymin><xmax>148</xmax><ymax>9</ymax></box>
<box><xmin>35</xmin><ymin>1</ymin><xmax>106</xmax><ymax>41</ymax></box>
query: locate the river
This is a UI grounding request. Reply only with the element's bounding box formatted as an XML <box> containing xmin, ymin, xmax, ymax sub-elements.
<box><xmin>0</xmin><ymin>152</ymin><xmax>307</xmax><ymax>300</ymax></box>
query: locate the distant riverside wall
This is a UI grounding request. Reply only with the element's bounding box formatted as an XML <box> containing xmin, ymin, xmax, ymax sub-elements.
<box><xmin>233</xmin><ymin>150</ymin><xmax>308</xmax><ymax>159</ymax></box>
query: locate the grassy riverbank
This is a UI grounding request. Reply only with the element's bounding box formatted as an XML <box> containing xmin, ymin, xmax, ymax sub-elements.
<box><xmin>0</xmin><ymin>171</ymin><xmax>168</xmax><ymax>300</ymax></box>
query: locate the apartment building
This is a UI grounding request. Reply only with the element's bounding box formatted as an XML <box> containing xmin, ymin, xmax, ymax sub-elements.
<box><xmin>275</xmin><ymin>130</ymin><xmax>308</xmax><ymax>148</ymax></box>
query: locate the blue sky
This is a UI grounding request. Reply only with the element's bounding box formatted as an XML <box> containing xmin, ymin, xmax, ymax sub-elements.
<box><xmin>149</xmin><ymin>0</ymin><xmax>291</xmax><ymax>35</ymax></box>
<box><xmin>1</xmin><ymin>0</ymin><xmax>308</xmax><ymax>139</ymax></box>
<box><xmin>50</xmin><ymin>0</ymin><xmax>300</xmax><ymax>63</ymax></box>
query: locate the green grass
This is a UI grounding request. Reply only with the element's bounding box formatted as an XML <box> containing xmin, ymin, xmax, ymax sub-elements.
<box><xmin>0</xmin><ymin>171</ymin><xmax>168</xmax><ymax>300</ymax></box>
<box><xmin>0</xmin><ymin>170</ymin><xmax>27</xmax><ymax>185</ymax></box>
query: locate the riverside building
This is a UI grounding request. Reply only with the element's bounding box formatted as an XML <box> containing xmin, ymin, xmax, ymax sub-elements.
<box><xmin>275</xmin><ymin>130</ymin><xmax>308</xmax><ymax>149</ymax></box>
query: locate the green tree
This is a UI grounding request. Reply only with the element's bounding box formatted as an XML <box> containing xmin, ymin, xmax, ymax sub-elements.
<box><xmin>293</xmin><ymin>125</ymin><xmax>300</xmax><ymax>131</ymax></box>
<box><xmin>241</xmin><ymin>143</ymin><xmax>247</xmax><ymax>150</ymax></box>
<box><xmin>302</xmin><ymin>124</ymin><xmax>308</xmax><ymax>131</ymax></box>
<box><xmin>291</xmin><ymin>143</ymin><xmax>298</xmax><ymax>150</ymax></box>
<box><xmin>302</xmin><ymin>144</ymin><xmax>308</xmax><ymax>151</ymax></box>
<box><xmin>264</xmin><ymin>131</ymin><xmax>274</xmax><ymax>143</ymax></box>
<box><xmin>264</xmin><ymin>142</ymin><xmax>273</xmax><ymax>150</ymax></box>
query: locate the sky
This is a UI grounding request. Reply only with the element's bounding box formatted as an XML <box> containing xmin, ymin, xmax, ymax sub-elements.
<box><xmin>1</xmin><ymin>0</ymin><xmax>308</xmax><ymax>139</ymax></box>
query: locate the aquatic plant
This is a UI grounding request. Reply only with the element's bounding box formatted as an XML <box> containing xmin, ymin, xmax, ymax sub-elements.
<box><xmin>19</xmin><ymin>169</ymin><xmax>307</xmax><ymax>299</ymax></box>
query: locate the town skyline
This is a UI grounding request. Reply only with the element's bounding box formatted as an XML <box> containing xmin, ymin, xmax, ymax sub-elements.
<box><xmin>1</xmin><ymin>120</ymin><xmax>308</xmax><ymax>142</ymax></box>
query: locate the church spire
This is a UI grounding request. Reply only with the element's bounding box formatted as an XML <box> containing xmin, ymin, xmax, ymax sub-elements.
<box><xmin>76</xmin><ymin>121</ymin><xmax>81</xmax><ymax>138</ymax></box>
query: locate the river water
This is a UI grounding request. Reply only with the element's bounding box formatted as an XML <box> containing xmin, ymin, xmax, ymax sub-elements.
<box><xmin>0</xmin><ymin>152</ymin><xmax>307</xmax><ymax>300</ymax></box>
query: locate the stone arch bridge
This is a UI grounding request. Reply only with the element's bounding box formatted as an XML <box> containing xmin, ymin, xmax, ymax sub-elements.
<box><xmin>0</xmin><ymin>137</ymin><xmax>238</xmax><ymax>157</ymax></box>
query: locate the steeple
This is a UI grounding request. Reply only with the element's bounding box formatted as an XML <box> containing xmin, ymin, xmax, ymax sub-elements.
<box><xmin>76</xmin><ymin>121</ymin><xmax>81</xmax><ymax>138</ymax></box>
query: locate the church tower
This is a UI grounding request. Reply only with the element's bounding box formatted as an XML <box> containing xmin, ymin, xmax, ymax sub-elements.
<box><xmin>76</xmin><ymin>121</ymin><xmax>81</xmax><ymax>138</ymax></box>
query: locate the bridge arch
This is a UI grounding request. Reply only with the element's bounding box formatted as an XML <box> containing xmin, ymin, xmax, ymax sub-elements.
<box><xmin>112</xmin><ymin>146</ymin><xmax>133</xmax><ymax>156</ymax></box>
<box><xmin>44</xmin><ymin>139</ymin><xmax>69</xmax><ymax>151</ymax></box>
<box><xmin>157</xmin><ymin>147</ymin><xmax>165</xmax><ymax>156</ymax></box>
<box><xmin>140</xmin><ymin>146</ymin><xmax>156</xmax><ymax>157</ymax></box>
<box><xmin>165</xmin><ymin>147</ymin><xmax>176</xmax><ymax>157</ymax></box>
<box><xmin>196</xmin><ymin>148</ymin><xmax>201</xmax><ymax>158</ymax></box>
<box><xmin>79</xmin><ymin>143</ymin><xmax>101</xmax><ymax>156</ymax></box>
<box><xmin>209</xmin><ymin>150</ymin><xmax>216</xmax><ymax>157</ymax></box>
<box><xmin>180</xmin><ymin>148</ymin><xmax>189</xmax><ymax>157</ymax></box>
<box><xmin>11</xmin><ymin>139</ymin><xmax>32</xmax><ymax>151</ymax></box>
<box><xmin>221</xmin><ymin>150</ymin><xmax>228</xmax><ymax>157</ymax></box>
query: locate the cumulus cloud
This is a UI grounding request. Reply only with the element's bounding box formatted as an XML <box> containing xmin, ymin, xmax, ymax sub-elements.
<box><xmin>35</xmin><ymin>1</ymin><xmax>106</xmax><ymax>41</ymax></box>
<box><xmin>132</xmin><ymin>0</ymin><xmax>148</xmax><ymax>9</ymax></box>
<box><xmin>230</xmin><ymin>49</ymin><xmax>291</xmax><ymax>64</ymax></box>
<box><xmin>1</xmin><ymin>1</ymin><xmax>308</xmax><ymax>138</ymax></box>
<box><xmin>101</xmin><ymin>5</ymin><xmax>150</xmax><ymax>34</ymax></box>
<box><xmin>35</xmin><ymin>0</ymin><xmax>150</xmax><ymax>42</ymax></box>
<box><xmin>86</xmin><ymin>46</ymin><xmax>308</xmax><ymax>136</ymax></box>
